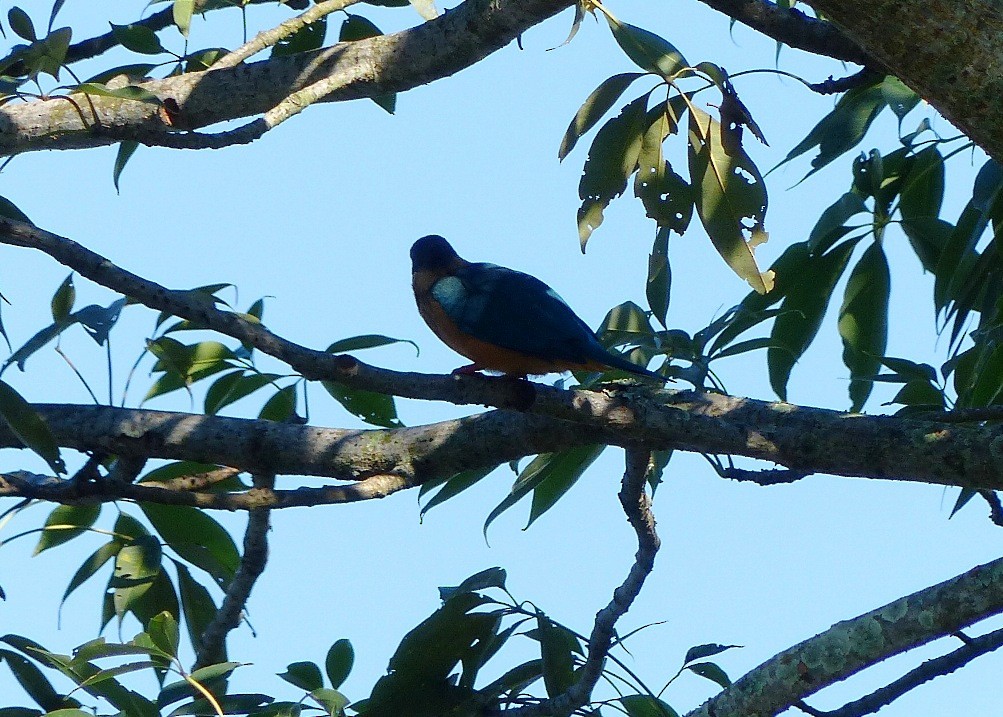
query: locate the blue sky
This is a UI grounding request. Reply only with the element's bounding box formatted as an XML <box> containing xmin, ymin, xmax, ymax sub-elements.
<box><xmin>1</xmin><ymin>1</ymin><xmax>1002</xmax><ymax>714</ymax></box>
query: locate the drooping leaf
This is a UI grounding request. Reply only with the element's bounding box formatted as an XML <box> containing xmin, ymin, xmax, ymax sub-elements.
<box><xmin>880</xmin><ymin>75</ymin><xmax>919</xmax><ymax>122</ymax></box>
<box><xmin>419</xmin><ymin>465</ymin><xmax>496</xmax><ymax>517</ymax></box>
<box><xmin>140</xmin><ymin>502</ymin><xmax>239</xmax><ymax>588</ymax></box>
<box><xmin>647</xmin><ymin>229</ymin><xmax>671</xmax><ymax>328</ymax></box>
<box><xmin>113</xmin><ymin>141</ymin><xmax>139</xmax><ymax>193</ymax></box>
<box><xmin>172</xmin><ymin>0</ymin><xmax>195</xmax><ymax>37</ymax></box>
<box><xmin>559</xmin><ymin>72</ymin><xmax>645</xmax><ymax>160</ymax></box>
<box><xmin>768</xmin><ymin>239</ymin><xmax>861</xmax><ymax>400</ymax></box>
<box><xmin>0</xmin><ymin>380</ymin><xmax>64</xmax><ymax>473</ymax></box>
<box><xmin>173</xmin><ymin>562</ymin><xmax>222</xmax><ymax>663</ymax></box>
<box><xmin>687</xmin><ymin>661</ymin><xmax>732</xmax><ymax>688</ymax></box>
<box><xmin>61</xmin><ymin>541</ymin><xmax>121</xmax><ymax>610</ymax></box>
<box><xmin>8</xmin><ymin>8</ymin><xmax>36</xmax><ymax>41</ymax></box>
<box><xmin>838</xmin><ymin>243</ymin><xmax>891</xmax><ymax>411</ymax></box>
<box><xmin>111</xmin><ymin>535</ymin><xmax>162</xmax><ymax>620</ymax></box>
<box><xmin>577</xmin><ymin>93</ymin><xmax>651</xmax><ymax>248</ymax></box>
<box><xmin>687</xmin><ymin>107</ymin><xmax>772</xmax><ymax>293</ymax></box>
<box><xmin>49</xmin><ymin>274</ymin><xmax>74</xmax><ymax>323</ymax></box>
<box><xmin>536</xmin><ymin>615</ymin><xmax>577</xmax><ymax>697</ymax></box>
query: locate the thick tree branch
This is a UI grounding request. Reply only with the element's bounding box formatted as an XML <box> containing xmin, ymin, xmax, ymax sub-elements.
<box><xmin>194</xmin><ymin>472</ymin><xmax>274</xmax><ymax>670</ymax></box>
<box><xmin>686</xmin><ymin>556</ymin><xmax>1003</xmax><ymax>717</ymax></box>
<box><xmin>804</xmin><ymin>626</ymin><xmax>1003</xmax><ymax>717</ymax></box>
<box><xmin>0</xmin><ymin>0</ymin><xmax>575</xmax><ymax>156</ymax></box>
<box><xmin>501</xmin><ymin>447</ymin><xmax>660</xmax><ymax>716</ymax></box>
<box><xmin>696</xmin><ymin>0</ymin><xmax>872</xmax><ymax>66</ymax></box>
<box><xmin>806</xmin><ymin>0</ymin><xmax>1003</xmax><ymax>160</ymax></box>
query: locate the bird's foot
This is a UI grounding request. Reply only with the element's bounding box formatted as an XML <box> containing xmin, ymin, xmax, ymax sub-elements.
<box><xmin>451</xmin><ymin>363</ymin><xmax>484</xmax><ymax>376</ymax></box>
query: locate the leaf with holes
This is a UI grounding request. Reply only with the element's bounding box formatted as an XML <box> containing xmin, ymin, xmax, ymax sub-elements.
<box><xmin>688</xmin><ymin>107</ymin><xmax>772</xmax><ymax>293</ymax></box>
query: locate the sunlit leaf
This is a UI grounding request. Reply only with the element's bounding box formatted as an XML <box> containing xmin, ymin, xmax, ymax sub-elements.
<box><xmin>34</xmin><ymin>504</ymin><xmax>99</xmax><ymax>555</ymax></box>
<box><xmin>606</xmin><ymin>16</ymin><xmax>687</xmax><ymax>78</ymax></box>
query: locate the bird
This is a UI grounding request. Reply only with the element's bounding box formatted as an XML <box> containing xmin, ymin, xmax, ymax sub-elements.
<box><xmin>410</xmin><ymin>235</ymin><xmax>664</xmax><ymax>380</ymax></box>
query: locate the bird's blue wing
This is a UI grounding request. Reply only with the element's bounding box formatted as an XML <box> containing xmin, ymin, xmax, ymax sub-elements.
<box><xmin>431</xmin><ymin>262</ymin><xmax>602</xmax><ymax>363</ymax></box>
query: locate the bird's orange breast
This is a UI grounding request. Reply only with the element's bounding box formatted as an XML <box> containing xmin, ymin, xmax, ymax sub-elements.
<box><xmin>413</xmin><ymin>267</ymin><xmax>608</xmax><ymax>376</ymax></box>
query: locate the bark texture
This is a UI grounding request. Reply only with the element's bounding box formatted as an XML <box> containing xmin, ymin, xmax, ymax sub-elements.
<box><xmin>808</xmin><ymin>0</ymin><xmax>1003</xmax><ymax>159</ymax></box>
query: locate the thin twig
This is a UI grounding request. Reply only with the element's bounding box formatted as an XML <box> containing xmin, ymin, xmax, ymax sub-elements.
<box><xmin>194</xmin><ymin>472</ymin><xmax>275</xmax><ymax>669</ymax></box>
<box><xmin>215</xmin><ymin>0</ymin><xmax>361</xmax><ymax>69</ymax></box>
<box><xmin>499</xmin><ymin>447</ymin><xmax>660</xmax><ymax>716</ymax></box>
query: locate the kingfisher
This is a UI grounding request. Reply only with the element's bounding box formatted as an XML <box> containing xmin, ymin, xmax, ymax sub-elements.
<box><xmin>411</xmin><ymin>235</ymin><xmax>664</xmax><ymax>380</ymax></box>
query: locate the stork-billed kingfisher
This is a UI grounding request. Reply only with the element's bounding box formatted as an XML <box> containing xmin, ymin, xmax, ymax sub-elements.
<box><xmin>411</xmin><ymin>235</ymin><xmax>664</xmax><ymax>380</ymax></box>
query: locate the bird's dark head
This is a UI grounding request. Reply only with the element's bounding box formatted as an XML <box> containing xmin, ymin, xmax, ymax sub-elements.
<box><xmin>411</xmin><ymin>235</ymin><xmax>461</xmax><ymax>271</ymax></box>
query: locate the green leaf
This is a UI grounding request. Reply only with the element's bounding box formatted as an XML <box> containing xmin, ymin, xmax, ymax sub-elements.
<box><xmin>0</xmin><ymin>195</ymin><xmax>32</xmax><ymax>224</ymax></box>
<box><xmin>7</xmin><ymin>9</ymin><xmax>35</xmax><ymax>41</ymax></box>
<box><xmin>75</xmin><ymin>299</ymin><xmax>127</xmax><ymax>346</ymax></box>
<box><xmin>339</xmin><ymin>14</ymin><xmax>381</xmax><ymax>41</ymax></box>
<box><xmin>113</xmin><ymin>141</ymin><xmax>139</xmax><ymax>193</ymax></box>
<box><xmin>528</xmin><ymin>444</ymin><xmax>604</xmax><ymax>527</ymax></box>
<box><xmin>606</xmin><ymin>16</ymin><xmax>687</xmax><ymax>78</ymax></box>
<box><xmin>687</xmin><ymin>661</ymin><xmax>732</xmax><ymax>688</ymax></box>
<box><xmin>768</xmin><ymin>239</ymin><xmax>860</xmax><ymax>400</ymax></box>
<box><xmin>140</xmin><ymin>502</ymin><xmax>239</xmax><ymax>588</ymax></box>
<box><xmin>559</xmin><ymin>72</ymin><xmax>644</xmax><ymax>160</ymax></box>
<box><xmin>157</xmin><ymin>662</ymin><xmax>241</xmax><ymax>708</ymax></box>
<box><xmin>577</xmin><ymin>93</ymin><xmax>651</xmax><ymax>248</ymax></box>
<box><xmin>204</xmin><ymin>371</ymin><xmax>279</xmax><ymax>415</ymax></box>
<box><xmin>484</xmin><ymin>445</ymin><xmax>603</xmax><ymax>535</ymax></box>
<box><xmin>838</xmin><ymin>243</ymin><xmax>890</xmax><ymax>411</ymax></box>
<box><xmin>950</xmin><ymin>488</ymin><xmax>977</xmax><ymax>518</ymax></box>
<box><xmin>111</xmin><ymin>535</ymin><xmax>162</xmax><ymax>620</ymax></box>
<box><xmin>777</xmin><ymin>82</ymin><xmax>886</xmax><ymax>178</ymax></box>
<box><xmin>0</xmin><ymin>649</ymin><xmax>62</xmax><ymax>710</ymax></box>
<box><xmin>147</xmin><ymin>611</ymin><xmax>180</xmax><ymax>658</ymax></box>
<box><xmin>880</xmin><ymin>75</ymin><xmax>919</xmax><ymax>121</ymax></box>
<box><xmin>419</xmin><ymin>466</ymin><xmax>496</xmax><ymax>517</ymax></box>
<box><xmin>173</xmin><ymin>0</ymin><xmax>195</xmax><ymax>37</ymax></box>
<box><xmin>688</xmin><ymin>107</ymin><xmax>772</xmax><ymax>293</ymax></box>
<box><xmin>322</xmin><ymin>381</ymin><xmax>399</xmax><ymax>427</ymax></box>
<box><xmin>684</xmin><ymin>643</ymin><xmax>741</xmax><ymax>664</ymax></box>
<box><xmin>111</xmin><ymin>23</ymin><xmax>166</xmax><ymax>55</ymax></box>
<box><xmin>438</xmin><ymin>568</ymin><xmax>506</xmax><ymax>601</ymax></box>
<box><xmin>325</xmin><ymin>639</ymin><xmax>354</xmax><ymax>689</ymax></box>
<box><xmin>647</xmin><ymin>229</ymin><xmax>671</xmax><ymax>328</ymax></box>
<box><xmin>0</xmin><ymin>380</ymin><xmax>64</xmax><ymax>473</ymax></box>
<box><xmin>272</xmin><ymin>16</ymin><xmax>326</xmax><ymax>57</ymax></box>
<box><xmin>4</xmin><ymin>321</ymin><xmax>69</xmax><ymax>372</ymax></box>
<box><xmin>258</xmin><ymin>384</ymin><xmax>298</xmax><ymax>422</ymax></box>
<box><xmin>61</xmin><ymin>541</ymin><xmax>121</xmax><ymax>609</ymax></box>
<box><xmin>49</xmin><ymin>274</ymin><xmax>74</xmax><ymax>322</ymax></box>
<box><xmin>635</xmin><ymin>98</ymin><xmax>693</xmax><ymax>236</ymax></box>
<box><xmin>73</xmin><ymin>82</ymin><xmax>158</xmax><ymax>104</ymax></box>
<box><xmin>279</xmin><ymin>661</ymin><xmax>323</xmax><ymax>691</ymax></box>
<box><xmin>174</xmin><ymin>562</ymin><xmax>222</xmax><ymax>663</ymax></box>
<box><xmin>34</xmin><ymin>504</ymin><xmax>99</xmax><ymax>555</ymax></box>
<box><xmin>536</xmin><ymin>615</ymin><xmax>576</xmax><ymax>697</ymax></box>
<box><xmin>807</xmin><ymin>192</ymin><xmax>868</xmax><ymax>252</ymax></box>
<box><xmin>621</xmin><ymin>695</ymin><xmax>680</xmax><ymax>717</ymax></box>
<box><xmin>325</xmin><ymin>334</ymin><xmax>419</xmax><ymax>355</ymax></box>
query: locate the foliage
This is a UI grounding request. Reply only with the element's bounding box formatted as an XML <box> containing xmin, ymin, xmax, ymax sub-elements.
<box><xmin>0</xmin><ymin>0</ymin><xmax>1001</xmax><ymax>715</ymax></box>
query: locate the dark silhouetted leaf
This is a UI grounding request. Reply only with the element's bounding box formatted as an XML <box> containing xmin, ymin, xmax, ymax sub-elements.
<box><xmin>438</xmin><ymin>568</ymin><xmax>506</xmax><ymax>601</ymax></box>
<box><xmin>838</xmin><ymin>243</ymin><xmax>890</xmax><ymax>411</ymax></box>
<box><xmin>278</xmin><ymin>661</ymin><xmax>323</xmax><ymax>691</ymax></box>
<box><xmin>0</xmin><ymin>380</ymin><xmax>64</xmax><ymax>473</ymax></box>
<box><xmin>111</xmin><ymin>24</ymin><xmax>166</xmax><ymax>54</ymax></box>
<box><xmin>621</xmin><ymin>694</ymin><xmax>680</xmax><ymax>717</ymax></box>
<box><xmin>141</xmin><ymin>503</ymin><xmax>239</xmax><ymax>588</ymax></box>
<box><xmin>322</xmin><ymin>381</ymin><xmax>399</xmax><ymax>427</ymax></box>
<box><xmin>559</xmin><ymin>72</ymin><xmax>644</xmax><ymax>160</ymax></box>
<box><xmin>325</xmin><ymin>639</ymin><xmax>354</xmax><ymax>689</ymax></box>
<box><xmin>272</xmin><ymin>16</ymin><xmax>326</xmax><ymax>57</ymax></box>
<box><xmin>113</xmin><ymin>141</ymin><xmax>139</xmax><ymax>193</ymax></box>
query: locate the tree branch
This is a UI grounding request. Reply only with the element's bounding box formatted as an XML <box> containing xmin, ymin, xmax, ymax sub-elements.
<box><xmin>194</xmin><ymin>472</ymin><xmax>274</xmax><ymax>670</ymax></box>
<box><xmin>803</xmin><ymin>626</ymin><xmax>1003</xmax><ymax>717</ymax></box>
<box><xmin>696</xmin><ymin>0</ymin><xmax>874</xmax><ymax>67</ymax></box>
<box><xmin>685</xmin><ymin>556</ymin><xmax>1003</xmax><ymax>717</ymax></box>
<box><xmin>501</xmin><ymin>447</ymin><xmax>660</xmax><ymax>716</ymax></box>
<box><xmin>0</xmin><ymin>0</ymin><xmax>575</xmax><ymax>156</ymax></box>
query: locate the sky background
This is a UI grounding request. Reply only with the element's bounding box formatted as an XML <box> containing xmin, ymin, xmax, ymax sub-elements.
<box><xmin>1</xmin><ymin>0</ymin><xmax>1002</xmax><ymax>714</ymax></box>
